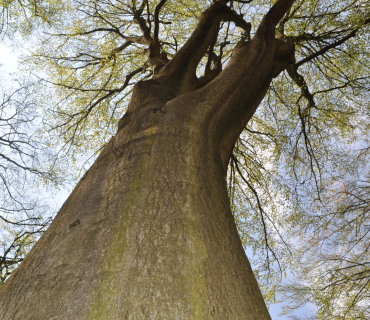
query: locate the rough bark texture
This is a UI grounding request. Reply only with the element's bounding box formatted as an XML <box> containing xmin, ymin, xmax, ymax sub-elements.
<box><xmin>0</xmin><ymin>1</ymin><xmax>295</xmax><ymax>319</ymax></box>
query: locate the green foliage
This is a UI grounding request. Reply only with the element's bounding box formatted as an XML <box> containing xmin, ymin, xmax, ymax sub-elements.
<box><xmin>0</xmin><ymin>0</ymin><xmax>69</xmax><ymax>40</ymax></box>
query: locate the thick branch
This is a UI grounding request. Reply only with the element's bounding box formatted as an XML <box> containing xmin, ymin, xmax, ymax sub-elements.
<box><xmin>133</xmin><ymin>7</ymin><xmax>152</xmax><ymax>43</ymax></box>
<box><xmin>256</xmin><ymin>0</ymin><xmax>295</xmax><ymax>38</ymax></box>
<box><xmin>196</xmin><ymin>41</ymin><xmax>227</xmax><ymax>89</ymax></box>
<box><xmin>159</xmin><ymin>2</ymin><xmax>251</xmax><ymax>92</ymax></box>
<box><xmin>154</xmin><ymin>0</ymin><xmax>167</xmax><ymax>45</ymax></box>
<box><xmin>111</xmin><ymin>40</ymin><xmax>134</xmax><ymax>54</ymax></box>
<box><xmin>54</xmin><ymin>28</ymin><xmax>127</xmax><ymax>39</ymax></box>
<box><xmin>179</xmin><ymin>1</ymin><xmax>295</xmax><ymax>172</ymax></box>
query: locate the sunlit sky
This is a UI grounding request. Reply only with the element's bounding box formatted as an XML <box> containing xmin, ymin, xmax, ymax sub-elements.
<box><xmin>0</xmin><ymin>44</ymin><xmax>18</xmax><ymax>74</ymax></box>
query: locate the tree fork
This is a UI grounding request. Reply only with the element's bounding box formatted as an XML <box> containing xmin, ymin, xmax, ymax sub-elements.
<box><xmin>0</xmin><ymin>0</ymin><xmax>295</xmax><ymax>319</ymax></box>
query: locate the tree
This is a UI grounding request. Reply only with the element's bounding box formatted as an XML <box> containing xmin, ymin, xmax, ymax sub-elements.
<box><xmin>0</xmin><ymin>0</ymin><xmax>369</xmax><ymax>318</ymax></box>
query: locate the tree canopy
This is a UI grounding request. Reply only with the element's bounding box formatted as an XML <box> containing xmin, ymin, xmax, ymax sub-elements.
<box><xmin>1</xmin><ymin>0</ymin><xmax>370</xmax><ymax>318</ymax></box>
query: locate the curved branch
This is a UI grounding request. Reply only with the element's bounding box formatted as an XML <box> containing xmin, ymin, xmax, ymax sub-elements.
<box><xmin>256</xmin><ymin>0</ymin><xmax>295</xmax><ymax>38</ymax></box>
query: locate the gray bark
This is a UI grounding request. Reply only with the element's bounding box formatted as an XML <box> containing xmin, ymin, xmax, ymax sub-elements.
<box><xmin>0</xmin><ymin>0</ymin><xmax>295</xmax><ymax>318</ymax></box>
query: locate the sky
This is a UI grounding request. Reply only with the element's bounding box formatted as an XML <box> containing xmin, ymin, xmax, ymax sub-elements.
<box><xmin>0</xmin><ymin>43</ymin><xmax>315</xmax><ymax>320</ymax></box>
<box><xmin>0</xmin><ymin>44</ymin><xmax>18</xmax><ymax>74</ymax></box>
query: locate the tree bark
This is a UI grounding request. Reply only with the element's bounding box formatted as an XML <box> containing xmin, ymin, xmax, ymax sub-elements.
<box><xmin>0</xmin><ymin>1</ymin><xmax>294</xmax><ymax>319</ymax></box>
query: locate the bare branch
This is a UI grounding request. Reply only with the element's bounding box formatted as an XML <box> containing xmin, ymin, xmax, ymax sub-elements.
<box><xmin>296</xmin><ymin>18</ymin><xmax>370</xmax><ymax>67</ymax></box>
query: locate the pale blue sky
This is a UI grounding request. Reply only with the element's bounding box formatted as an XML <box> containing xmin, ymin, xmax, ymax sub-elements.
<box><xmin>0</xmin><ymin>44</ymin><xmax>18</xmax><ymax>74</ymax></box>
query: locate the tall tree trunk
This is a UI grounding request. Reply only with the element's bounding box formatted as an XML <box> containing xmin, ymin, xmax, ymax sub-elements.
<box><xmin>0</xmin><ymin>1</ymin><xmax>295</xmax><ymax>318</ymax></box>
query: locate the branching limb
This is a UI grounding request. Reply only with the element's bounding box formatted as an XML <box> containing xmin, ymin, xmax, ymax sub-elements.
<box><xmin>297</xmin><ymin>104</ymin><xmax>322</xmax><ymax>198</ymax></box>
<box><xmin>159</xmin><ymin>1</ymin><xmax>251</xmax><ymax>91</ymax></box>
<box><xmin>286</xmin><ymin>65</ymin><xmax>315</xmax><ymax>110</ymax></box>
<box><xmin>50</xmin><ymin>27</ymin><xmax>127</xmax><ymax>39</ymax></box>
<box><xmin>51</xmin><ymin>67</ymin><xmax>146</xmax><ymax>140</ymax></box>
<box><xmin>296</xmin><ymin>18</ymin><xmax>370</xmax><ymax>67</ymax></box>
<box><xmin>132</xmin><ymin>2</ymin><xmax>152</xmax><ymax>44</ymax></box>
